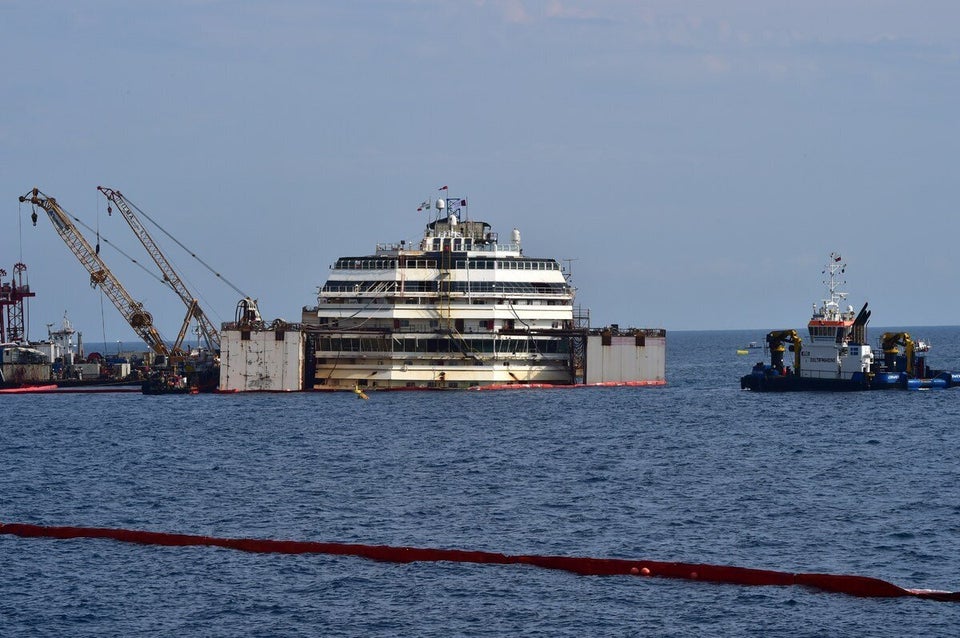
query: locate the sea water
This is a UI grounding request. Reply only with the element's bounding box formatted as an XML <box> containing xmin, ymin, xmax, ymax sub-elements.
<box><xmin>3</xmin><ymin>328</ymin><xmax>960</xmax><ymax>636</ymax></box>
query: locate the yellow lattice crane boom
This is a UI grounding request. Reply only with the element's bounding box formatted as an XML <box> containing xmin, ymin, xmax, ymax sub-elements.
<box><xmin>97</xmin><ymin>186</ymin><xmax>220</xmax><ymax>352</ymax></box>
<box><xmin>20</xmin><ymin>187</ymin><xmax>170</xmax><ymax>357</ymax></box>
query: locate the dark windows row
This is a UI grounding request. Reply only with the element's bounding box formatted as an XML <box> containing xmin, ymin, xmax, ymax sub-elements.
<box><xmin>334</xmin><ymin>257</ymin><xmax>561</xmax><ymax>271</ymax></box>
<box><xmin>314</xmin><ymin>336</ymin><xmax>570</xmax><ymax>354</ymax></box>
<box><xmin>322</xmin><ymin>280</ymin><xmax>571</xmax><ymax>295</ymax></box>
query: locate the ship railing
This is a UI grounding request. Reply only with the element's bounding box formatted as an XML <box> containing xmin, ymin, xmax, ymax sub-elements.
<box><xmin>376</xmin><ymin>242</ymin><xmax>406</xmax><ymax>252</ymax></box>
<box><xmin>221</xmin><ymin>321</ymin><xmax>303</xmax><ymax>332</ymax></box>
<box><xmin>467</xmin><ymin>242</ymin><xmax>521</xmax><ymax>253</ymax></box>
<box><xmin>316</xmin><ymin>291</ymin><xmax>574</xmax><ymax>303</ymax></box>
<box><xmin>374</xmin><ymin>241</ymin><xmax>522</xmax><ymax>254</ymax></box>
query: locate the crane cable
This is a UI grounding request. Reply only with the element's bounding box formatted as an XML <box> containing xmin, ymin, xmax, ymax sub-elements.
<box><xmin>34</xmin><ymin>200</ymin><xmax>170</xmax><ymax>288</ymax></box>
<box><xmin>119</xmin><ymin>194</ymin><xmax>249</xmax><ymax>300</ymax></box>
<box><xmin>97</xmin><ymin>197</ymin><xmax>108</xmax><ymax>353</ymax></box>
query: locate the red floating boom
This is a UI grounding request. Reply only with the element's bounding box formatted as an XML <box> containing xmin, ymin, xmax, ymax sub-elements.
<box><xmin>1</xmin><ymin>521</ymin><xmax>957</xmax><ymax>602</ymax></box>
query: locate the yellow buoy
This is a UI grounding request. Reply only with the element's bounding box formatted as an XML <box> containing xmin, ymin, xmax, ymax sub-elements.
<box><xmin>354</xmin><ymin>384</ymin><xmax>369</xmax><ymax>400</ymax></box>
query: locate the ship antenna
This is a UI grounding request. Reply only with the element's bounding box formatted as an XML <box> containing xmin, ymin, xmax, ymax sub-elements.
<box><xmin>823</xmin><ymin>251</ymin><xmax>848</xmax><ymax>306</ymax></box>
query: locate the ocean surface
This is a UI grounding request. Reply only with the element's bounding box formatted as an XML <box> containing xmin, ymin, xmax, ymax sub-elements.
<box><xmin>4</xmin><ymin>327</ymin><xmax>960</xmax><ymax>636</ymax></box>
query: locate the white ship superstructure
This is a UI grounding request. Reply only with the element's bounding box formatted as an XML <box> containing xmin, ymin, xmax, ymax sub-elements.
<box><xmin>301</xmin><ymin>194</ymin><xmax>578</xmax><ymax>389</ymax></box>
<box><xmin>798</xmin><ymin>252</ymin><xmax>874</xmax><ymax>382</ymax></box>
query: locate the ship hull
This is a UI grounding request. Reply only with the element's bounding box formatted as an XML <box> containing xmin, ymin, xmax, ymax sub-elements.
<box><xmin>740</xmin><ymin>371</ymin><xmax>960</xmax><ymax>392</ymax></box>
<box><xmin>740</xmin><ymin>372</ymin><xmax>867</xmax><ymax>392</ymax></box>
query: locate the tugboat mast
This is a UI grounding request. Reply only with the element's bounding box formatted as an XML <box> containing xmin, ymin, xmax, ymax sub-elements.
<box><xmin>814</xmin><ymin>251</ymin><xmax>849</xmax><ymax>320</ymax></box>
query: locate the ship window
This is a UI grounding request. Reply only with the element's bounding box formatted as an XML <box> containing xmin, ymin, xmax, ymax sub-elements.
<box><xmin>361</xmin><ymin>338</ymin><xmax>381</xmax><ymax>352</ymax></box>
<box><xmin>454</xmin><ymin>239</ymin><xmax>462</xmax><ymax>250</ymax></box>
<box><xmin>275</xmin><ymin>331</ymin><xmax>285</xmax><ymax>341</ymax></box>
<box><xmin>241</xmin><ymin>331</ymin><xmax>251</xmax><ymax>341</ymax></box>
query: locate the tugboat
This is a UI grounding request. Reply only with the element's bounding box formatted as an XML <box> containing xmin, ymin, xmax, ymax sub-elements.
<box><xmin>740</xmin><ymin>252</ymin><xmax>960</xmax><ymax>391</ymax></box>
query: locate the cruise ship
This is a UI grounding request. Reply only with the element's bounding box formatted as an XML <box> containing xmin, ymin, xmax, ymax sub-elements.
<box><xmin>217</xmin><ymin>189</ymin><xmax>665</xmax><ymax>393</ymax></box>
<box><xmin>300</xmin><ymin>193</ymin><xmax>583</xmax><ymax>390</ymax></box>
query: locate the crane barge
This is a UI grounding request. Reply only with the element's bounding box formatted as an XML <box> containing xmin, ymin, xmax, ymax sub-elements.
<box><xmin>19</xmin><ymin>188</ymin><xmax>220</xmax><ymax>393</ymax></box>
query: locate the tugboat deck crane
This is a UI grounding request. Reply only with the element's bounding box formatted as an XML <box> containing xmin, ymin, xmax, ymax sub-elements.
<box><xmin>97</xmin><ymin>186</ymin><xmax>221</xmax><ymax>352</ymax></box>
<box><xmin>19</xmin><ymin>188</ymin><xmax>174</xmax><ymax>357</ymax></box>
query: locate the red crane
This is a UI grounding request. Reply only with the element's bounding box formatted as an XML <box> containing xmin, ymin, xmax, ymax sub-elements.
<box><xmin>0</xmin><ymin>262</ymin><xmax>36</xmax><ymax>343</ymax></box>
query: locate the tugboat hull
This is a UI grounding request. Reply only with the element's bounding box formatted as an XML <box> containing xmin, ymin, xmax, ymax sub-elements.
<box><xmin>740</xmin><ymin>371</ymin><xmax>867</xmax><ymax>392</ymax></box>
<box><xmin>741</xmin><ymin>370</ymin><xmax>960</xmax><ymax>392</ymax></box>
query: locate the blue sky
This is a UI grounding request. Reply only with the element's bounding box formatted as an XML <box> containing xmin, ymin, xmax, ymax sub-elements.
<box><xmin>2</xmin><ymin>1</ymin><xmax>959</xmax><ymax>343</ymax></box>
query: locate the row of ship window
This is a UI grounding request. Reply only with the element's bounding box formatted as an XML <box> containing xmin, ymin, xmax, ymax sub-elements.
<box><xmin>809</xmin><ymin>326</ymin><xmax>845</xmax><ymax>339</ymax></box>
<box><xmin>312</xmin><ymin>336</ymin><xmax>571</xmax><ymax>354</ymax></box>
<box><xmin>322</xmin><ymin>280</ymin><xmax>571</xmax><ymax>295</ymax></box>
<box><xmin>334</xmin><ymin>258</ymin><xmax>561</xmax><ymax>271</ymax></box>
<box><xmin>314</xmin><ymin>318</ymin><xmax>570</xmax><ymax>330</ymax></box>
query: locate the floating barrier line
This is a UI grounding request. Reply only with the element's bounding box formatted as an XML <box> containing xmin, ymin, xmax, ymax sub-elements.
<box><xmin>1</xmin><ymin>521</ymin><xmax>957</xmax><ymax>602</ymax></box>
